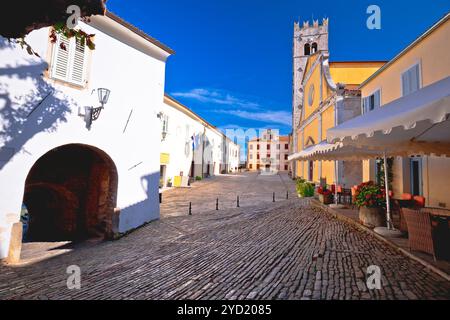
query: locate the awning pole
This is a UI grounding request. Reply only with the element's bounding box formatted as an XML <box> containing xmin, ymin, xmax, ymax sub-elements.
<box><xmin>383</xmin><ymin>152</ymin><xmax>393</xmax><ymax>230</ymax></box>
<box><xmin>335</xmin><ymin>160</ymin><xmax>339</xmax><ymax>205</ymax></box>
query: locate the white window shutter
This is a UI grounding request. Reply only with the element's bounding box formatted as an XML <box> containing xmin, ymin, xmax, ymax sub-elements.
<box><xmin>52</xmin><ymin>35</ymin><xmax>71</xmax><ymax>81</ymax></box>
<box><xmin>51</xmin><ymin>34</ymin><xmax>87</xmax><ymax>86</ymax></box>
<box><xmin>411</xmin><ymin>64</ymin><xmax>420</xmax><ymax>93</ymax></box>
<box><xmin>402</xmin><ymin>64</ymin><xmax>420</xmax><ymax>96</ymax></box>
<box><xmin>402</xmin><ymin>71</ymin><xmax>410</xmax><ymax>96</ymax></box>
<box><xmin>70</xmin><ymin>38</ymin><xmax>86</xmax><ymax>85</ymax></box>
<box><xmin>362</xmin><ymin>97</ymin><xmax>368</xmax><ymax>114</ymax></box>
<box><xmin>374</xmin><ymin>90</ymin><xmax>381</xmax><ymax>108</ymax></box>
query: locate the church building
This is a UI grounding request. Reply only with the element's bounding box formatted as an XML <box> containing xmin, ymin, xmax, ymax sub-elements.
<box><xmin>292</xmin><ymin>19</ymin><xmax>385</xmax><ymax>186</ymax></box>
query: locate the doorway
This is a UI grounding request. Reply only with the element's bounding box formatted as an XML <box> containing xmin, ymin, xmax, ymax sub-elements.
<box><xmin>22</xmin><ymin>144</ymin><xmax>118</xmax><ymax>242</ymax></box>
<box><xmin>410</xmin><ymin>157</ymin><xmax>423</xmax><ymax>196</ymax></box>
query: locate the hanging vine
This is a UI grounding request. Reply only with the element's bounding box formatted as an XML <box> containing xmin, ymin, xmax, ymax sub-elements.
<box><xmin>376</xmin><ymin>158</ymin><xmax>394</xmax><ymax>190</ymax></box>
<box><xmin>51</xmin><ymin>19</ymin><xmax>96</xmax><ymax>50</ymax></box>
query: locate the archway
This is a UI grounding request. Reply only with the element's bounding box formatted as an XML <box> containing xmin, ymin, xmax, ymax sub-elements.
<box><xmin>22</xmin><ymin>144</ymin><xmax>118</xmax><ymax>242</ymax></box>
<box><xmin>304</xmin><ymin>43</ymin><xmax>311</xmax><ymax>56</ymax></box>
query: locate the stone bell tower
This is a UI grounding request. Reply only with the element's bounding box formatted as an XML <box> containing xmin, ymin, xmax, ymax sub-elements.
<box><xmin>292</xmin><ymin>18</ymin><xmax>329</xmax><ymax>176</ymax></box>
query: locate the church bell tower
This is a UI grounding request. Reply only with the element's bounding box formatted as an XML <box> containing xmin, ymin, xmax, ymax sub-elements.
<box><xmin>292</xmin><ymin>18</ymin><xmax>329</xmax><ymax>176</ymax></box>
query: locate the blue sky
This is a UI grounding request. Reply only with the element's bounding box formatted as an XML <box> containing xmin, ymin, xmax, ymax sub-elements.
<box><xmin>108</xmin><ymin>0</ymin><xmax>448</xmax><ymax>149</ymax></box>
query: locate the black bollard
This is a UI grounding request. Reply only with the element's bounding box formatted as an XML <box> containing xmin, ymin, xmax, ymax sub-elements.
<box><xmin>189</xmin><ymin>202</ymin><xmax>192</xmax><ymax>216</ymax></box>
<box><xmin>273</xmin><ymin>192</ymin><xmax>276</xmax><ymax>203</ymax></box>
<box><xmin>216</xmin><ymin>198</ymin><xmax>219</xmax><ymax>211</ymax></box>
<box><xmin>237</xmin><ymin>196</ymin><xmax>240</xmax><ymax>208</ymax></box>
<box><xmin>286</xmin><ymin>191</ymin><xmax>289</xmax><ymax>200</ymax></box>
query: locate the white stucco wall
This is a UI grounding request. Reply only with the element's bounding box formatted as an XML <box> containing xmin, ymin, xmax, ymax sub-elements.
<box><xmin>160</xmin><ymin>99</ymin><xmax>240</xmax><ymax>184</ymax></box>
<box><xmin>0</xmin><ymin>18</ymin><xmax>170</xmax><ymax>259</ymax></box>
<box><xmin>160</xmin><ymin>101</ymin><xmax>204</xmax><ymax>182</ymax></box>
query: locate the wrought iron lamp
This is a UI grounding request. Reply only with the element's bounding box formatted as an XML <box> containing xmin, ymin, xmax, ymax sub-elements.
<box><xmin>84</xmin><ymin>88</ymin><xmax>111</xmax><ymax>129</ymax></box>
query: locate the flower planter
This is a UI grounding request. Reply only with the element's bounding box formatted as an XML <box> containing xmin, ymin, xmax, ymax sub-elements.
<box><xmin>319</xmin><ymin>194</ymin><xmax>333</xmax><ymax>205</ymax></box>
<box><xmin>359</xmin><ymin>207</ymin><xmax>386</xmax><ymax>228</ymax></box>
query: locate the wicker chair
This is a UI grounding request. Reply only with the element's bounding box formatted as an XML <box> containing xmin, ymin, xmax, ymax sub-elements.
<box><xmin>402</xmin><ymin>208</ymin><xmax>437</xmax><ymax>261</ymax></box>
<box><xmin>391</xmin><ymin>200</ymin><xmax>408</xmax><ymax>233</ymax></box>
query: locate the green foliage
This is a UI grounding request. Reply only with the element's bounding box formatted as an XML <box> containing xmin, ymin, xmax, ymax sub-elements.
<box><xmin>376</xmin><ymin>158</ymin><xmax>394</xmax><ymax>189</ymax></box>
<box><xmin>354</xmin><ymin>181</ymin><xmax>386</xmax><ymax>208</ymax></box>
<box><xmin>296</xmin><ymin>178</ymin><xmax>315</xmax><ymax>197</ymax></box>
<box><xmin>51</xmin><ymin>22</ymin><xmax>96</xmax><ymax>50</ymax></box>
<box><xmin>195</xmin><ymin>176</ymin><xmax>203</xmax><ymax>181</ymax></box>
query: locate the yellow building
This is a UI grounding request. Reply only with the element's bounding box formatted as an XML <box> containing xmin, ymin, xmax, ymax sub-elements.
<box><xmin>292</xmin><ymin>19</ymin><xmax>384</xmax><ymax>186</ymax></box>
<box><xmin>359</xmin><ymin>13</ymin><xmax>450</xmax><ymax>208</ymax></box>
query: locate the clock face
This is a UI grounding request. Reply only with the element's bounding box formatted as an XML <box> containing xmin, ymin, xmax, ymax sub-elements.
<box><xmin>308</xmin><ymin>84</ymin><xmax>315</xmax><ymax>106</ymax></box>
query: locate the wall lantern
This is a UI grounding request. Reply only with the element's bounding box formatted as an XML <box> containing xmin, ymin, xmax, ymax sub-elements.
<box><xmin>83</xmin><ymin>88</ymin><xmax>111</xmax><ymax>129</ymax></box>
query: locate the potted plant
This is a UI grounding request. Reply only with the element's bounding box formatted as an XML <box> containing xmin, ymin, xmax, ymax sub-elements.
<box><xmin>354</xmin><ymin>181</ymin><xmax>387</xmax><ymax>228</ymax></box>
<box><xmin>296</xmin><ymin>178</ymin><xmax>315</xmax><ymax>198</ymax></box>
<box><xmin>167</xmin><ymin>178</ymin><xmax>173</xmax><ymax>188</ymax></box>
<box><xmin>318</xmin><ymin>186</ymin><xmax>333</xmax><ymax>205</ymax></box>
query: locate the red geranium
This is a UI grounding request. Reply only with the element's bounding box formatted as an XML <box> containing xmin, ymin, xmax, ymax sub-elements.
<box><xmin>354</xmin><ymin>181</ymin><xmax>386</xmax><ymax>208</ymax></box>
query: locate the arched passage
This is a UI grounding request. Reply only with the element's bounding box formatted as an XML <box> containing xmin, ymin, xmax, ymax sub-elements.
<box><xmin>22</xmin><ymin>144</ymin><xmax>118</xmax><ymax>242</ymax></box>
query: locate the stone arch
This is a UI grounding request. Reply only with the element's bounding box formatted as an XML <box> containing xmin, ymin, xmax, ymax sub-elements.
<box><xmin>311</xmin><ymin>42</ymin><xmax>318</xmax><ymax>53</ymax></box>
<box><xmin>22</xmin><ymin>144</ymin><xmax>118</xmax><ymax>242</ymax></box>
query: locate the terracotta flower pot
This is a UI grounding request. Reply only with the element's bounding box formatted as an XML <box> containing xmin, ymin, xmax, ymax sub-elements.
<box><xmin>319</xmin><ymin>194</ymin><xmax>333</xmax><ymax>205</ymax></box>
<box><xmin>359</xmin><ymin>207</ymin><xmax>386</xmax><ymax>228</ymax></box>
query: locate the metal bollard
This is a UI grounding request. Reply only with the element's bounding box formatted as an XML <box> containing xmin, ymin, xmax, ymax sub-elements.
<box><xmin>273</xmin><ymin>192</ymin><xmax>276</xmax><ymax>202</ymax></box>
<box><xmin>237</xmin><ymin>196</ymin><xmax>240</xmax><ymax>208</ymax></box>
<box><xmin>216</xmin><ymin>198</ymin><xmax>219</xmax><ymax>211</ymax></box>
<box><xmin>189</xmin><ymin>202</ymin><xmax>192</xmax><ymax>216</ymax></box>
<box><xmin>286</xmin><ymin>191</ymin><xmax>289</xmax><ymax>200</ymax></box>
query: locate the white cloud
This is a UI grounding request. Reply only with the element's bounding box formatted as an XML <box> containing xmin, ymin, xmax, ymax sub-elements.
<box><xmin>215</xmin><ymin>109</ymin><xmax>292</xmax><ymax>126</ymax></box>
<box><xmin>172</xmin><ymin>88</ymin><xmax>260</xmax><ymax>109</ymax></box>
<box><xmin>172</xmin><ymin>87</ymin><xmax>292</xmax><ymax>129</ymax></box>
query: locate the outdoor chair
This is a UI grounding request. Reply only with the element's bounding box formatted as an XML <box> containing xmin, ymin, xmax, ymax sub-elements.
<box><xmin>342</xmin><ymin>188</ymin><xmax>352</xmax><ymax>205</ymax></box>
<box><xmin>391</xmin><ymin>200</ymin><xmax>408</xmax><ymax>233</ymax></box>
<box><xmin>336</xmin><ymin>185</ymin><xmax>343</xmax><ymax>204</ymax></box>
<box><xmin>402</xmin><ymin>193</ymin><xmax>413</xmax><ymax>200</ymax></box>
<box><xmin>351</xmin><ymin>186</ymin><xmax>358</xmax><ymax>209</ymax></box>
<box><xmin>402</xmin><ymin>208</ymin><xmax>437</xmax><ymax>261</ymax></box>
<box><xmin>414</xmin><ymin>196</ymin><xmax>426</xmax><ymax>208</ymax></box>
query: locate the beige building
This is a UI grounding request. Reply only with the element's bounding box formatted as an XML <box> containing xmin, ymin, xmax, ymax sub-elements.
<box><xmin>359</xmin><ymin>13</ymin><xmax>450</xmax><ymax>208</ymax></box>
<box><xmin>247</xmin><ymin>130</ymin><xmax>291</xmax><ymax>173</ymax></box>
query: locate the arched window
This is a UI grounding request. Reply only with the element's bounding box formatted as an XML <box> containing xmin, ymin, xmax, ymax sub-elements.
<box><xmin>304</xmin><ymin>43</ymin><xmax>311</xmax><ymax>56</ymax></box>
<box><xmin>311</xmin><ymin>43</ymin><xmax>318</xmax><ymax>53</ymax></box>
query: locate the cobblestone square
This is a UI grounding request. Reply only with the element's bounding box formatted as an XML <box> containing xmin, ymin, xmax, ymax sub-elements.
<box><xmin>1</xmin><ymin>173</ymin><xmax>449</xmax><ymax>300</ymax></box>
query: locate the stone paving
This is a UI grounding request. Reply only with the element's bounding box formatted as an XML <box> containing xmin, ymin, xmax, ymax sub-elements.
<box><xmin>160</xmin><ymin>172</ymin><xmax>296</xmax><ymax>218</ymax></box>
<box><xmin>0</xmin><ymin>173</ymin><xmax>449</xmax><ymax>300</ymax></box>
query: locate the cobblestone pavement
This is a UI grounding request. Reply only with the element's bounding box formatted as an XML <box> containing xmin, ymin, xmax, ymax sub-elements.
<box><xmin>1</xmin><ymin>197</ymin><xmax>449</xmax><ymax>300</ymax></box>
<box><xmin>160</xmin><ymin>172</ymin><xmax>297</xmax><ymax>218</ymax></box>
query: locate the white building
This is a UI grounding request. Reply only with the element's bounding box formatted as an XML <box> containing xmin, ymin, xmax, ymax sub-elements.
<box><xmin>247</xmin><ymin>129</ymin><xmax>291</xmax><ymax>173</ymax></box>
<box><xmin>0</xmin><ymin>12</ymin><xmax>173</xmax><ymax>261</ymax></box>
<box><xmin>159</xmin><ymin>95</ymin><xmax>240</xmax><ymax>188</ymax></box>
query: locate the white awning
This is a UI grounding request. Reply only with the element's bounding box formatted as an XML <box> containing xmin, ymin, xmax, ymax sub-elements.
<box><xmin>288</xmin><ymin>141</ymin><xmax>388</xmax><ymax>162</ymax></box>
<box><xmin>327</xmin><ymin>76</ymin><xmax>450</xmax><ymax>157</ymax></box>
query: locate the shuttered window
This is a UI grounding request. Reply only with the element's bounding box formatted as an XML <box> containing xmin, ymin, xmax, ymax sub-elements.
<box><xmin>362</xmin><ymin>90</ymin><xmax>381</xmax><ymax>114</ymax></box>
<box><xmin>162</xmin><ymin>115</ymin><xmax>169</xmax><ymax>134</ymax></box>
<box><xmin>51</xmin><ymin>34</ymin><xmax>88</xmax><ymax>86</ymax></box>
<box><xmin>402</xmin><ymin>63</ymin><xmax>421</xmax><ymax>96</ymax></box>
